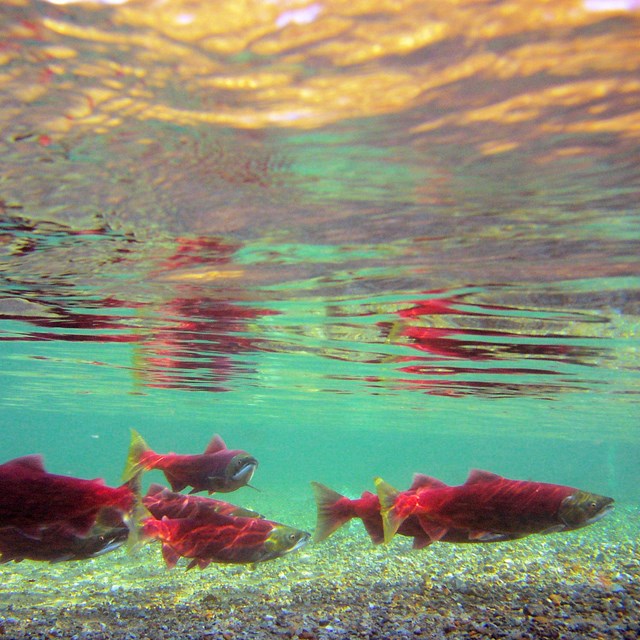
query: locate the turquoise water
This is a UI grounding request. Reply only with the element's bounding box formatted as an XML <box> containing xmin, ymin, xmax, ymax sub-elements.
<box><xmin>1</xmin><ymin>240</ymin><xmax>638</xmax><ymax>504</ymax></box>
<box><xmin>0</xmin><ymin>1</ymin><xmax>639</xmax><ymax>628</ymax></box>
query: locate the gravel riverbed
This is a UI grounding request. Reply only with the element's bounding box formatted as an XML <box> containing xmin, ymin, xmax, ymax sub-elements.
<box><xmin>1</xmin><ymin>505</ymin><xmax>638</xmax><ymax>640</ymax></box>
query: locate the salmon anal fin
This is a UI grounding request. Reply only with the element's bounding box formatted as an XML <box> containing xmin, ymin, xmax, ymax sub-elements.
<box><xmin>412</xmin><ymin>535</ymin><xmax>433</xmax><ymax>550</ymax></box>
<box><xmin>361</xmin><ymin>519</ymin><xmax>385</xmax><ymax>545</ymax></box>
<box><xmin>161</xmin><ymin>544</ymin><xmax>180</xmax><ymax>569</ymax></box>
<box><xmin>417</xmin><ymin>516</ymin><xmax>448</xmax><ymax>542</ymax></box>
<box><xmin>165</xmin><ymin>472</ymin><xmax>187</xmax><ymax>493</ymax></box>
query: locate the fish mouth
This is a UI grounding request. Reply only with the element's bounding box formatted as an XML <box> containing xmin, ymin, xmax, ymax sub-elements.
<box><xmin>285</xmin><ymin>532</ymin><xmax>311</xmax><ymax>554</ymax></box>
<box><xmin>91</xmin><ymin>537</ymin><xmax>127</xmax><ymax>557</ymax></box>
<box><xmin>586</xmin><ymin>502</ymin><xmax>615</xmax><ymax>525</ymax></box>
<box><xmin>82</xmin><ymin>528</ymin><xmax>130</xmax><ymax>558</ymax></box>
<box><xmin>231</xmin><ymin>459</ymin><xmax>258</xmax><ymax>484</ymax></box>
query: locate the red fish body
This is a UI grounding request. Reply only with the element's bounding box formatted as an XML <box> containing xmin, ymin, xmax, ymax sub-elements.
<box><xmin>142</xmin><ymin>512</ymin><xmax>310</xmax><ymax>569</ymax></box>
<box><xmin>124</xmin><ymin>430</ymin><xmax>258</xmax><ymax>494</ymax></box>
<box><xmin>0</xmin><ymin>455</ymin><xmax>137</xmax><ymax>535</ymax></box>
<box><xmin>377</xmin><ymin>470</ymin><xmax>614</xmax><ymax>543</ymax></box>
<box><xmin>312</xmin><ymin>480</ymin><xmax>522</xmax><ymax>549</ymax></box>
<box><xmin>0</xmin><ymin>520</ymin><xmax>129</xmax><ymax>564</ymax></box>
<box><xmin>143</xmin><ymin>484</ymin><xmax>262</xmax><ymax>520</ymax></box>
<box><xmin>312</xmin><ymin>483</ymin><xmax>429</xmax><ymax>547</ymax></box>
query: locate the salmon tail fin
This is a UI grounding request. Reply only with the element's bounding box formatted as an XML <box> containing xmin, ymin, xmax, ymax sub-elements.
<box><xmin>122</xmin><ymin>428</ymin><xmax>151</xmax><ymax>483</ymax></box>
<box><xmin>311</xmin><ymin>482</ymin><xmax>353</xmax><ymax>542</ymax></box>
<box><xmin>374</xmin><ymin>477</ymin><xmax>404</xmax><ymax>544</ymax></box>
<box><xmin>122</xmin><ymin>469</ymin><xmax>151</xmax><ymax>553</ymax></box>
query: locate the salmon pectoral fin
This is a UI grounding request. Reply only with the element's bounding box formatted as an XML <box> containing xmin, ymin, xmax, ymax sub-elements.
<box><xmin>186</xmin><ymin>557</ymin><xmax>211</xmax><ymax>570</ymax></box>
<box><xmin>539</xmin><ymin>524</ymin><xmax>565</xmax><ymax>535</ymax></box>
<box><xmin>417</xmin><ymin>516</ymin><xmax>449</xmax><ymax>543</ymax></box>
<box><xmin>468</xmin><ymin>530</ymin><xmax>504</xmax><ymax>541</ymax></box>
<box><xmin>310</xmin><ymin>481</ymin><xmax>353</xmax><ymax>542</ymax></box>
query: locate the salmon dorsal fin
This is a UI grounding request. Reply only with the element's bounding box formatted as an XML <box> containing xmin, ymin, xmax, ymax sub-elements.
<box><xmin>410</xmin><ymin>473</ymin><xmax>448</xmax><ymax>491</ymax></box>
<box><xmin>465</xmin><ymin>469</ymin><xmax>502</xmax><ymax>485</ymax></box>
<box><xmin>204</xmin><ymin>435</ymin><xmax>226</xmax><ymax>455</ymax></box>
<box><xmin>146</xmin><ymin>483</ymin><xmax>166</xmax><ymax>496</ymax></box>
<box><xmin>9</xmin><ymin>455</ymin><xmax>47</xmax><ymax>473</ymax></box>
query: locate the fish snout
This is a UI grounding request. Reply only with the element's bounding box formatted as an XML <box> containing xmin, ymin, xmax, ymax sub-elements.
<box><xmin>289</xmin><ymin>530</ymin><xmax>311</xmax><ymax>553</ymax></box>
<box><xmin>586</xmin><ymin>499</ymin><xmax>614</xmax><ymax>525</ymax></box>
<box><xmin>277</xmin><ymin>529</ymin><xmax>311</xmax><ymax>557</ymax></box>
<box><xmin>230</xmin><ymin>457</ymin><xmax>258</xmax><ymax>484</ymax></box>
<box><xmin>559</xmin><ymin>491</ymin><xmax>615</xmax><ymax>529</ymax></box>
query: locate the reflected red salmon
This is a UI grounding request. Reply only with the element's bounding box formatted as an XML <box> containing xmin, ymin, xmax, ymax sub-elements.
<box><xmin>123</xmin><ymin>429</ymin><xmax>258</xmax><ymax>494</ymax></box>
<box><xmin>142</xmin><ymin>512</ymin><xmax>310</xmax><ymax>569</ymax></box>
<box><xmin>397</xmin><ymin>290</ymin><xmax>513</xmax><ymax>319</ymax></box>
<box><xmin>0</xmin><ymin>455</ymin><xmax>138</xmax><ymax>536</ymax></box>
<box><xmin>376</xmin><ymin>470</ymin><xmax>614</xmax><ymax>544</ymax></box>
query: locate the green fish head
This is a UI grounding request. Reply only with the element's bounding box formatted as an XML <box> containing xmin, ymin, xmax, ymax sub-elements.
<box><xmin>261</xmin><ymin>525</ymin><xmax>311</xmax><ymax>561</ymax></box>
<box><xmin>558</xmin><ymin>490</ymin><xmax>614</xmax><ymax>530</ymax></box>
<box><xmin>226</xmin><ymin>454</ymin><xmax>258</xmax><ymax>484</ymax></box>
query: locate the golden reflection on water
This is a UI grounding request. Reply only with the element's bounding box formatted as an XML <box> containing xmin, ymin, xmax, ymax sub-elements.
<box><xmin>1</xmin><ymin>0</ymin><xmax>639</xmax><ymax>142</ymax></box>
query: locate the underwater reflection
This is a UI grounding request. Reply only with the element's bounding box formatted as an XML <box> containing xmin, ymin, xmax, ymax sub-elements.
<box><xmin>0</xmin><ymin>223</ymin><xmax>615</xmax><ymax>398</ymax></box>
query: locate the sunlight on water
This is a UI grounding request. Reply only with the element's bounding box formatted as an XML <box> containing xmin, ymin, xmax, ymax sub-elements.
<box><xmin>5</xmin><ymin>0</ymin><xmax>638</xmax><ymax>135</ymax></box>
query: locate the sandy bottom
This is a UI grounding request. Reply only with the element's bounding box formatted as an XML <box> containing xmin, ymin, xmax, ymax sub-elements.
<box><xmin>1</xmin><ymin>505</ymin><xmax>638</xmax><ymax>640</ymax></box>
